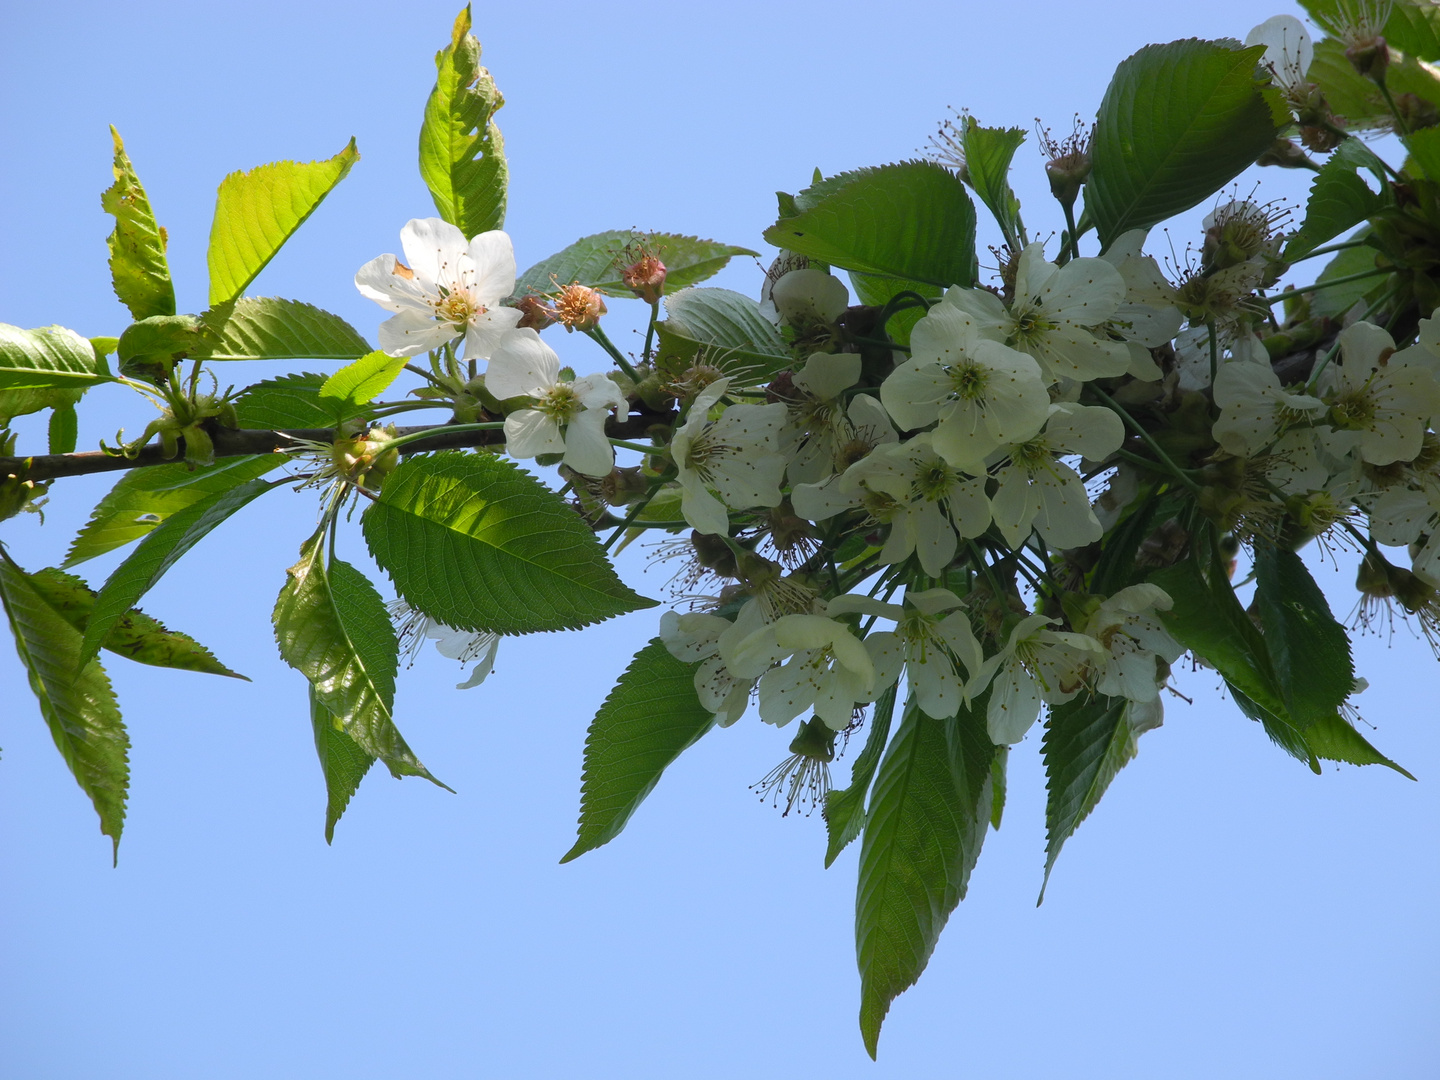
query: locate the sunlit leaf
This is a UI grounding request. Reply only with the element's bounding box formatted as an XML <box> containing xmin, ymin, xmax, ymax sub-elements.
<box><xmin>102</xmin><ymin>127</ymin><xmax>175</xmax><ymax>321</ymax></box>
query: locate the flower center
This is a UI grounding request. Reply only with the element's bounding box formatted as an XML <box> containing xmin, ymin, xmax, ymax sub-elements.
<box><xmin>435</xmin><ymin>287</ymin><xmax>483</xmax><ymax>327</ymax></box>
<box><xmin>947</xmin><ymin>359</ymin><xmax>990</xmax><ymax>402</ymax></box>
<box><xmin>1328</xmin><ymin>387</ymin><xmax>1376</xmax><ymax>430</ymax></box>
<box><xmin>1012</xmin><ymin>437</ymin><xmax>1052</xmax><ymax>474</ymax></box>
<box><xmin>913</xmin><ymin>460</ymin><xmax>959</xmax><ymax>503</ymax></box>
<box><xmin>1012</xmin><ymin>306</ymin><xmax>1056</xmax><ymax>345</ymax></box>
<box><xmin>535</xmin><ymin>383</ymin><xmax>583</xmax><ymax>424</ymax></box>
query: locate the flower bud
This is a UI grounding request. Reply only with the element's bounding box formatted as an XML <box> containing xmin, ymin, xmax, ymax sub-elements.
<box><xmin>1257</xmin><ymin>138</ymin><xmax>1316</xmax><ymax>169</ymax></box>
<box><xmin>514</xmin><ymin>294</ymin><xmax>557</xmax><ymax>331</ymax></box>
<box><xmin>1037</xmin><ymin>117</ymin><xmax>1094</xmax><ymax>207</ymax></box>
<box><xmin>621</xmin><ymin>254</ymin><xmax>667</xmax><ymax>305</ymax></box>
<box><xmin>1345</xmin><ymin>35</ymin><xmax>1389</xmax><ymax>83</ymax></box>
<box><xmin>1394</xmin><ymin>91</ymin><xmax>1440</xmax><ymax>132</ymax></box>
<box><xmin>553</xmin><ymin>283</ymin><xmax>607</xmax><ymax>332</ymax></box>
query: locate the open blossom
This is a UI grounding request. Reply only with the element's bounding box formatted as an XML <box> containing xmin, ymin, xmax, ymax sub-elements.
<box><xmin>1245</xmin><ymin>14</ymin><xmax>1314</xmax><ymax>108</ymax></box>
<box><xmin>390</xmin><ymin>599</ymin><xmax>500</xmax><ymax>690</ymax></box>
<box><xmin>486</xmin><ymin>328</ymin><xmax>625</xmax><ymax>477</ymax></box>
<box><xmin>727</xmin><ymin>612</ymin><xmax>878</xmax><ymax>730</ymax></box>
<box><xmin>942</xmin><ymin>244</ymin><xmax>1130</xmax><ymax>382</ymax></box>
<box><xmin>671</xmin><ymin>379</ymin><xmax>788</xmax><ymax>535</ymax></box>
<box><xmin>660</xmin><ymin>608</ymin><xmax>761</xmax><ymax>726</ymax></box>
<box><xmin>780</xmin><ymin>352</ymin><xmax>864</xmax><ymax>485</ymax></box>
<box><xmin>991</xmin><ymin>403</ymin><xmax>1124</xmax><ymax>549</ymax></box>
<box><xmin>973</xmin><ymin>614</ymin><xmax>1105</xmax><ymax>744</ymax></box>
<box><xmin>881</xmin><ymin>300</ymin><xmax>1050</xmax><ymax>466</ymax></box>
<box><xmin>1099</xmin><ymin>230</ymin><xmax>1183</xmax><ymax>377</ymax></box>
<box><xmin>1321</xmin><ymin>322</ymin><xmax>1440</xmax><ymax>466</ymax></box>
<box><xmin>356</xmin><ymin>217</ymin><xmax>522</xmax><ymax>360</ymax></box>
<box><xmin>788</xmin><ymin>393</ymin><xmax>898</xmax><ymax>517</ymax></box>
<box><xmin>1212</xmin><ymin>358</ymin><xmax>1324</xmax><ymax>457</ymax></box>
<box><xmin>1082</xmin><ymin>585</ymin><xmax>1183</xmax><ymax>703</ymax></box>
<box><xmin>763</xmin><ymin>267</ymin><xmax>849</xmax><ymax>330</ymax></box>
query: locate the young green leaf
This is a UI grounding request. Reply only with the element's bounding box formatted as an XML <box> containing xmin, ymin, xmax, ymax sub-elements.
<box><xmin>823</xmin><ymin>682</ymin><xmax>897</xmax><ymax>868</ymax></box>
<box><xmin>80</xmin><ymin>477</ymin><xmax>277</xmax><ymax>667</ymax></box>
<box><xmin>959</xmin><ymin>119</ymin><xmax>1027</xmax><ymax>246</ymax></box>
<box><xmin>1088</xmin><ymin>39</ymin><xmax>1287</xmax><ymax>247</ymax></box>
<box><xmin>1304</xmin><ymin>711</ymin><xmax>1415</xmax><ymax>779</ymax></box>
<box><xmin>763</xmin><ymin>161</ymin><xmax>977</xmax><ymax>289</ymax></box>
<box><xmin>274</xmin><ymin>531</ymin><xmax>444</xmax><ymax>787</ymax></box>
<box><xmin>310</xmin><ymin>686</ymin><xmax>377</xmax><ymax>843</ymax></box>
<box><xmin>513</xmin><ymin>231</ymin><xmax>757</xmax><ymax>300</ymax></box>
<box><xmin>0</xmin><ymin>548</ymin><xmax>128</xmax><ymax>859</ymax></box>
<box><xmin>419</xmin><ymin>5</ymin><xmax>508</xmax><ymax>237</ymax></box>
<box><xmin>207</xmin><ymin>140</ymin><xmax>359</xmax><ymax>307</ymax></box>
<box><xmin>28</xmin><ymin>567</ymin><xmax>245</xmax><ymax>679</ymax></box>
<box><xmin>654</xmin><ymin>287</ymin><xmax>791</xmax><ymax>378</ymax></box>
<box><xmin>362</xmin><ymin>452</ymin><xmax>656</xmax><ymax>636</ymax></box>
<box><xmin>47</xmin><ymin>402</ymin><xmax>78</xmax><ymax>454</ymax></box>
<box><xmin>1307</xmin><ymin>240</ymin><xmax>1381</xmax><ymax>321</ymax></box>
<box><xmin>318</xmin><ymin>350</ymin><xmax>408</xmax><ymax>416</ymax></box>
<box><xmin>233</xmin><ymin>372</ymin><xmax>345</xmax><ymax>430</ymax></box>
<box><xmin>198</xmin><ymin>297</ymin><xmax>372</xmax><ymax>361</ymax></box>
<box><xmin>856</xmin><ymin>693</ymin><xmax>996</xmax><ymax>1059</ymax></box>
<box><xmin>65</xmin><ymin>455</ymin><xmax>282</xmax><ymax>567</ymax></box>
<box><xmin>847</xmin><ymin>273</ymin><xmax>939</xmax><ymax>347</ymax></box>
<box><xmin>1252</xmin><ymin>544</ymin><xmax>1355</xmax><ymax>727</ymax></box>
<box><xmin>102</xmin><ymin>127</ymin><xmax>175</xmax><ymax>322</ymax></box>
<box><xmin>561</xmin><ymin>638</ymin><xmax>715</xmax><ymax>863</ymax></box>
<box><xmin>0</xmin><ymin>323</ymin><xmax>112</xmax><ymax>391</ymax></box>
<box><xmin>0</xmin><ymin>386</ymin><xmax>84</xmax><ymax>424</ymax></box>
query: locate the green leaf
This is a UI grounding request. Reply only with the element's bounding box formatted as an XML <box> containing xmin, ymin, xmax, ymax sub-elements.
<box><xmin>1304</xmin><ymin>711</ymin><xmax>1416</xmax><ymax>779</ymax></box>
<box><xmin>0</xmin><ymin>386</ymin><xmax>84</xmax><ymax>425</ymax></box>
<box><xmin>989</xmin><ymin>746</ymin><xmax>1008</xmax><ymax>830</ymax></box>
<box><xmin>115</xmin><ymin>314</ymin><xmax>207</xmax><ymax>381</ymax></box>
<box><xmin>960</xmin><ymin>119</ymin><xmax>1027</xmax><ymax>244</ymax></box>
<box><xmin>1041</xmin><ymin>694</ymin><xmax>1139</xmax><ymax>899</ymax></box>
<box><xmin>318</xmin><ymin>350</ymin><xmax>407</xmax><ymax>417</ymax></box>
<box><xmin>1302</xmin><ymin>0</ymin><xmax>1440</xmax><ymax>62</ymax></box>
<box><xmin>65</xmin><ymin>455</ymin><xmax>282</xmax><ymax>567</ymax></box>
<box><xmin>763</xmin><ymin>161</ymin><xmax>977</xmax><ymax>289</ymax></box>
<box><xmin>47</xmin><ymin>403</ymin><xmax>78</xmax><ymax>454</ymax></box>
<box><xmin>274</xmin><ymin>531</ymin><xmax>443</xmax><ymax>786</ymax></box>
<box><xmin>1253</xmin><ymin>544</ymin><xmax>1355</xmax><ymax>726</ymax></box>
<box><xmin>1309</xmin><ymin>240</ymin><xmax>1381</xmax><ymax>320</ymax></box>
<box><xmin>80</xmin><ymin>477</ymin><xmax>277</xmax><ymax>667</ymax></box>
<box><xmin>560</xmin><ymin>638</ymin><xmax>714</xmax><ymax>862</ymax></box>
<box><xmin>856</xmin><ymin>693</ymin><xmax>996</xmax><ymax>1059</ymax></box>
<box><xmin>654</xmin><ymin>287</ymin><xmax>791</xmax><ymax>378</ymax></box>
<box><xmin>27</xmin><ymin>567</ymin><xmax>245</xmax><ymax>679</ymax></box>
<box><xmin>198</xmin><ymin>297</ymin><xmax>371</xmax><ymax>362</ymax></box>
<box><xmin>232</xmin><ymin>373</ymin><xmax>342</xmax><ymax>430</ymax></box>
<box><xmin>363</xmin><ymin>452</ymin><xmax>655</xmax><ymax>635</ymax></box>
<box><xmin>310</xmin><ymin>686</ymin><xmax>376</xmax><ymax>843</ymax></box>
<box><xmin>1405</xmin><ymin>126</ymin><xmax>1440</xmax><ymax>183</ymax></box>
<box><xmin>1230</xmin><ymin>684</ymin><xmax>1320</xmax><ymax>771</ymax></box>
<box><xmin>0</xmin><ymin>323</ymin><xmax>112</xmax><ymax>391</ymax></box>
<box><xmin>1284</xmin><ymin>145</ymin><xmax>1386</xmax><ymax>261</ymax></box>
<box><xmin>419</xmin><ymin>5</ymin><xmax>508</xmax><ymax>237</ymax></box>
<box><xmin>823</xmin><ymin>682</ymin><xmax>897</xmax><ymax>868</ymax></box>
<box><xmin>101</xmin><ymin>127</ymin><xmax>175</xmax><ymax>321</ymax></box>
<box><xmin>207</xmin><ymin>139</ymin><xmax>359</xmax><ymax>307</ymax></box>
<box><xmin>1088</xmin><ymin>39</ymin><xmax>1287</xmax><ymax>247</ymax></box>
<box><xmin>513</xmin><ymin>231</ymin><xmax>757</xmax><ymax>300</ymax></box>
<box><xmin>0</xmin><ymin>548</ymin><xmax>128</xmax><ymax>858</ymax></box>
<box><xmin>1308</xmin><ymin>38</ymin><xmax>1440</xmax><ymax>131</ymax></box>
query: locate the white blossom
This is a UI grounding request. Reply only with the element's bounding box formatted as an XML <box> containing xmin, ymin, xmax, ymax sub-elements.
<box><xmin>1246</xmin><ymin>15</ymin><xmax>1315</xmax><ymax>106</ymax></box>
<box><xmin>1321</xmin><ymin>322</ymin><xmax>1440</xmax><ymax>466</ymax></box>
<box><xmin>727</xmin><ymin>613</ymin><xmax>877</xmax><ymax>730</ymax></box>
<box><xmin>389</xmin><ymin>599</ymin><xmax>500</xmax><ymax>690</ymax></box>
<box><xmin>972</xmin><ymin>614</ymin><xmax>1105</xmax><ymax>744</ymax></box>
<box><xmin>1083</xmin><ymin>585</ymin><xmax>1184</xmax><ymax>704</ymax></box>
<box><xmin>1212</xmin><ymin>358</ymin><xmax>1324</xmax><ymax>457</ymax></box>
<box><xmin>670</xmin><ymin>379</ymin><xmax>788</xmax><ymax>535</ymax></box>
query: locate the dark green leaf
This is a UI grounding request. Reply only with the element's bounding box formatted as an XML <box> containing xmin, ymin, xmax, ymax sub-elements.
<box><xmin>47</xmin><ymin>403</ymin><xmax>77</xmax><ymax>454</ymax></box>
<box><xmin>232</xmin><ymin>372</ymin><xmax>355</xmax><ymax>430</ymax></box>
<box><xmin>1088</xmin><ymin>39</ymin><xmax>1287</xmax><ymax>247</ymax></box>
<box><xmin>198</xmin><ymin>297</ymin><xmax>371</xmax><ymax>362</ymax></box>
<box><xmin>989</xmin><ymin>746</ymin><xmax>1008</xmax><ymax>830</ymax></box>
<box><xmin>274</xmin><ymin>531</ymin><xmax>443</xmax><ymax>786</ymax></box>
<box><xmin>764</xmin><ymin>162</ymin><xmax>976</xmax><ymax>289</ymax></box>
<box><xmin>65</xmin><ymin>455</ymin><xmax>282</xmax><ymax>567</ymax></box>
<box><xmin>363</xmin><ymin>451</ymin><xmax>655</xmax><ymax>635</ymax></box>
<box><xmin>1308</xmin><ymin>240</ymin><xmax>1381</xmax><ymax>320</ymax></box>
<box><xmin>207</xmin><ymin>140</ymin><xmax>359</xmax><ymax>306</ymax></box>
<box><xmin>654</xmin><ymin>287</ymin><xmax>791</xmax><ymax>378</ymax></box>
<box><xmin>1285</xmin><ymin>144</ymin><xmax>1386</xmax><ymax>260</ymax></box>
<box><xmin>1302</xmin><ymin>0</ymin><xmax>1440</xmax><ymax>62</ymax></box>
<box><xmin>0</xmin><ymin>548</ymin><xmax>128</xmax><ymax>858</ymax></box>
<box><xmin>1230</xmin><ymin>684</ymin><xmax>1320</xmax><ymax>771</ymax></box>
<box><xmin>1253</xmin><ymin>544</ymin><xmax>1355</xmax><ymax>726</ymax></box>
<box><xmin>318</xmin><ymin>350</ymin><xmax>407</xmax><ymax>416</ymax></box>
<box><xmin>823</xmin><ymin>682</ymin><xmax>897</xmax><ymax>868</ymax></box>
<box><xmin>1304</xmin><ymin>711</ymin><xmax>1415</xmax><ymax>779</ymax></box>
<box><xmin>310</xmin><ymin>685</ymin><xmax>376</xmax><ymax>842</ymax></box>
<box><xmin>561</xmin><ymin>638</ymin><xmax>714</xmax><ymax>862</ymax></box>
<box><xmin>1308</xmin><ymin>37</ymin><xmax>1440</xmax><ymax>131</ymax></box>
<box><xmin>856</xmin><ymin>693</ymin><xmax>996</xmax><ymax>1059</ymax></box>
<box><xmin>419</xmin><ymin>5</ymin><xmax>508</xmax><ymax>237</ymax></box>
<box><xmin>28</xmin><ymin>567</ymin><xmax>245</xmax><ymax>679</ymax></box>
<box><xmin>514</xmin><ymin>231</ymin><xmax>757</xmax><ymax>300</ymax></box>
<box><xmin>81</xmin><ymin>477</ymin><xmax>276</xmax><ymax>666</ymax></box>
<box><xmin>102</xmin><ymin>127</ymin><xmax>175</xmax><ymax>321</ymax></box>
<box><xmin>0</xmin><ymin>323</ymin><xmax>112</xmax><ymax>391</ymax></box>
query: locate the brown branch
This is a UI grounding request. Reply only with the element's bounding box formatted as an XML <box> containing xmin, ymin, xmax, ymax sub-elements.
<box><xmin>1</xmin><ymin>406</ymin><xmax>678</xmax><ymax>484</ymax></box>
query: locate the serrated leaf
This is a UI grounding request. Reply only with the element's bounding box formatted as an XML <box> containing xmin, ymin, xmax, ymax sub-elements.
<box><xmin>1302</xmin><ymin>0</ymin><xmax>1440</xmax><ymax>63</ymax></box>
<box><xmin>198</xmin><ymin>297</ymin><xmax>371</xmax><ymax>361</ymax></box>
<box><xmin>363</xmin><ymin>452</ymin><xmax>655</xmax><ymax>635</ymax></box>
<box><xmin>1088</xmin><ymin>39</ymin><xmax>1287</xmax><ymax>247</ymax></box>
<box><xmin>80</xmin><ymin>477</ymin><xmax>277</xmax><ymax>667</ymax></box>
<box><xmin>513</xmin><ymin>231</ymin><xmax>757</xmax><ymax>300</ymax></box>
<box><xmin>419</xmin><ymin>5</ymin><xmax>507</xmax><ymax>237</ymax></box>
<box><xmin>1253</xmin><ymin>544</ymin><xmax>1355</xmax><ymax>725</ymax></box>
<box><xmin>1307</xmin><ymin>38</ymin><xmax>1440</xmax><ymax>131</ymax></box>
<box><xmin>654</xmin><ymin>287</ymin><xmax>791</xmax><ymax>378</ymax></box>
<box><xmin>318</xmin><ymin>350</ymin><xmax>407</xmax><ymax>416</ymax></box>
<box><xmin>0</xmin><ymin>386</ymin><xmax>84</xmax><ymax>424</ymax></box>
<box><xmin>28</xmin><ymin>567</ymin><xmax>244</xmax><ymax>679</ymax></box>
<box><xmin>0</xmin><ymin>323</ymin><xmax>112</xmax><ymax>391</ymax></box>
<box><xmin>65</xmin><ymin>455</ymin><xmax>282</xmax><ymax>567</ymax></box>
<box><xmin>0</xmin><ymin>548</ymin><xmax>128</xmax><ymax>858</ymax></box>
<box><xmin>1285</xmin><ymin>145</ymin><xmax>1386</xmax><ymax>260</ymax></box>
<box><xmin>856</xmin><ymin>693</ymin><xmax>996</xmax><ymax>1059</ymax></box>
<box><xmin>560</xmin><ymin>638</ymin><xmax>714</xmax><ymax>862</ymax></box>
<box><xmin>960</xmin><ymin>119</ymin><xmax>1026</xmax><ymax>245</ymax></box>
<box><xmin>274</xmin><ymin>531</ymin><xmax>442</xmax><ymax>786</ymax></box>
<box><xmin>1304</xmin><ymin>711</ymin><xmax>1415</xmax><ymax>779</ymax></box>
<box><xmin>1309</xmin><ymin>239</ymin><xmax>1381</xmax><ymax>320</ymax></box>
<box><xmin>207</xmin><ymin>140</ymin><xmax>359</xmax><ymax>307</ymax></box>
<box><xmin>102</xmin><ymin>127</ymin><xmax>175</xmax><ymax>322</ymax></box>
<box><xmin>47</xmin><ymin>403</ymin><xmax>77</xmax><ymax>454</ymax></box>
<box><xmin>1041</xmin><ymin>694</ymin><xmax>1138</xmax><ymax>899</ymax></box>
<box><xmin>232</xmin><ymin>372</ymin><xmax>344</xmax><ymax>430</ymax></box>
<box><xmin>310</xmin><ymin>685</ymin><xmax>376</xmax><ymax>842</ymax></box>
<box><xmin>823</xmin><ymin>682</ymin><xmax>897</xmax><ymax>868</ymax></box>
<box><xmin>763</xmin><ymin>161</ymin><xmax>977</xmax><ymax>289</ymax></box>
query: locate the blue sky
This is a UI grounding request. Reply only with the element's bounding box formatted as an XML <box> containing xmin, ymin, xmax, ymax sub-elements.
<box><xmin>1</xmin><ymin>1</ymin><xmax>1436</xmax><ymax>1076</ymax></box>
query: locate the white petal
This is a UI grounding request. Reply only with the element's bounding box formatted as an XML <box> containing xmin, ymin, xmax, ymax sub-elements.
<box><xmin>794</xmin><ymin>351</ymin><xmax>861</xmax><ymax>400</ymax></box>
<box><xmin>399</xmin><ymin>217</ymin><xmax>469</xmax><ymax>286</ymax></box>
<box><xmin>466</xmin><ymin>230</ymin><xmax>518</xmax><ymax>303</ymax></box>
<box><xmin>504</xmin><ymin>409</ymin><xmax>564</xmax><ymax>459</ymax></box>
<box><xmin>485</xmin><ymin>328</ymin><xmax>560</xmax><ymax>399</ymax></box>
<box><xmin>561</xmin><ymin>410</ymin><xmax>616</xmax><ymax>477</ymax></box>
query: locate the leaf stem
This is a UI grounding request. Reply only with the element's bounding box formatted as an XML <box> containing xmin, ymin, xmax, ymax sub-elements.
<box><xmin>379</xmin><ymin>421</ymin><xmax>505</xmax><ymax>453</ymax></box>
<box><xmin>586</xmin><ymin>324</ymin><xmax>640</xmax><ymax>383</ymax></box>
<box><xmin>1258</xmin><ymin>266</ymin><xmax>1392</xmax><ymax>305</ymax></box>
<box><xmin>601</xmin><ymin>484</ymin><xmax>663</xmax><ymax>552</ymax></box>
